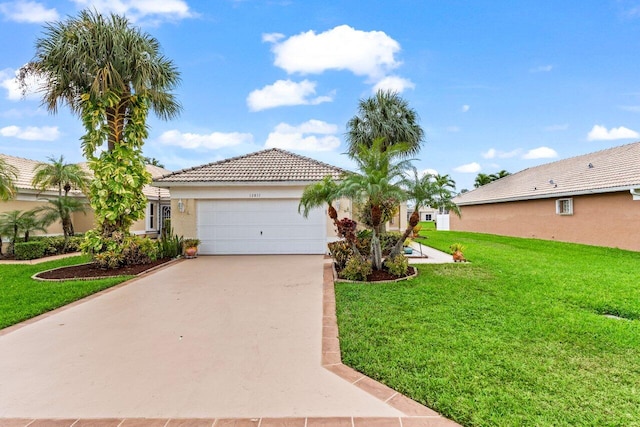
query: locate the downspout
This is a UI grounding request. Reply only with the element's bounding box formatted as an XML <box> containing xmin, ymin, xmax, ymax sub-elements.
<box><xmin>631</xmin><ymin>188</ymin><xmax>640</xmax><ymax>201</ymax></box>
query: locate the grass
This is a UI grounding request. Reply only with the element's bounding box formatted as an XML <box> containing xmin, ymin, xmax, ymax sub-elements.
<box><xmin>335</xmin><ymin>228</ymin><xmax>640</xmax><ymax>426</ymax></box>
<box><xmin>0</xmin><ymin>255</ymin><xmax>133</xmax><ymax>329</ymax></box>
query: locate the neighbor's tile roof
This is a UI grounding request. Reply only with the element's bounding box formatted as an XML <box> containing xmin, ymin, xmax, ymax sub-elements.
<box><xmin>454</xmin><ymin>141</ymin><xmax>640</xmax><ymax>205</ymax></box>
<box><xmin>0</xmin><ymin>153</ymin><xmax>171</xmax><ymax>200</ymax></box>
<box><xmin>155</xmin><ymin>148</ymin><xmax>346</xmax><ymax>183</ymax></box>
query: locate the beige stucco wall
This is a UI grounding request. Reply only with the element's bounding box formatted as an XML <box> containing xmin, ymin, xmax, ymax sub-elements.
<box><xmin>450</xmin><ymin>191</ymin><xmax>640</xmax><ymax>252</ymax></box>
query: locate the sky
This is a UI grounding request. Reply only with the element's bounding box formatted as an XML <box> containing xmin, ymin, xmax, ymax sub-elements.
<box><xmin>2</xmin><ymin>0</ymin><xmax>640</xmax><ymax>191</ymax></box>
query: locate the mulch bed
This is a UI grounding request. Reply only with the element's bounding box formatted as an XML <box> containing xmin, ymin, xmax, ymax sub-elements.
<box><xmin>335</xmin><ymin>264</ymin><xmax>416</xmax><ymax>282</ymax></box>
<box><xmin>36</xmin><ymin>258</ymin><xmax>175</xmax><ymax>280</ymax></box>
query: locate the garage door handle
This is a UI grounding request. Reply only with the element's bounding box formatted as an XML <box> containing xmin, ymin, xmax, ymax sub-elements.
<box><xmin>260</xmin><ymin>231</ymin><xmax>263</xmax><ymax>235</ymax></box>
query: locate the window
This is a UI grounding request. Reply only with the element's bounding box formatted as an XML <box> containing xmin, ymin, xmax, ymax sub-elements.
<box><xmin>556</xmin><ymin>198</ymin><xmax>573</xmax><ymax>215</ymax></box>
<box><xmin>148</xmin><ymin>203</ymin><xmax>157</xmax><ymax>230</ymax></box>
<box><xmin>425</xmin><ymin>214</ymin><xmax>432</xmax><ymax>221</ymax></box>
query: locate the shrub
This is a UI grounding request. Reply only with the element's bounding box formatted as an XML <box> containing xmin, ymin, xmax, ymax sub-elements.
<box><xmin>82</xmin><ymin>231</ymin><xmax>158</xmax><ymax>269</ymax></box>
<box><xmin>14</xmin><ymin>241</ymin><xmax>46</xmax><ymax>260</ymax></box>
<box><xmin>380</xmin><ymin>231</ymin><xmax>402</xmax><ymax>255</ymax></box>
<box><xmin>328</xmin><ymin>240</ymin><xmax>351</xmax><ymax>269</ymax></box>
<box><xmin>340</xmin><ymin>256</ymin><xmax>373</xmax><ymax>281</ymax></box>
<box><xmin>158</xmin><ymin>234</ymin><xmax>183</xmax><ymax>258</ymax></box>
<box><xmin>384</xmin><ymin>254</ymin><xmax>409</xmax><ymax>276</ymax></box>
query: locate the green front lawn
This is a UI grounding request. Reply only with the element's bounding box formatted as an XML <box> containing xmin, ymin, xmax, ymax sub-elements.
<box><xmin>335</xmin><ymin>230</ymin><xmax>640</xmax><ymax>426</ymax></box>
<box><xmin>0</xmin><ymin>255</ymin><xmax>133</xmax><ymax>329</ymax></box>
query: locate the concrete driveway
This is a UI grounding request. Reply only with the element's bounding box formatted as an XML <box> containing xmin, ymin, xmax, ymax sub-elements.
<box><xmin>0</xmin><ymin>256</ymin><xmax>408</xmax><ymax>419</ymax></box>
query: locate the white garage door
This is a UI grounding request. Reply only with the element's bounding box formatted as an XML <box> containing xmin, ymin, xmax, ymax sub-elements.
<box><xmin>197</xmin><ymin>199</ymin><xmax>327</xmax><ymax>255</ymax></box>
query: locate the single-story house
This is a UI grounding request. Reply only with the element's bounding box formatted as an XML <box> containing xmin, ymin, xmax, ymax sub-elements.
<box><xmin>451</xmin><ymin>141</ymin><xmax>640</xmax><ymax>251</ymax></box>
<box><xmin>0</xmin><ymin>153</ymin><xmax>171</xmax><ymax>249</ymax></box>
<box><xmin>153</xmin><ymin>148</ymin><xmax>408</xmax><ymax>255</ymax></box>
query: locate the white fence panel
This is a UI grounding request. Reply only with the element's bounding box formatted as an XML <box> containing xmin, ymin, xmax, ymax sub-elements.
<box><xmin>436</xmin><ymin>214</ymin><xmax>450</xmax><ymax>231</ymax></box>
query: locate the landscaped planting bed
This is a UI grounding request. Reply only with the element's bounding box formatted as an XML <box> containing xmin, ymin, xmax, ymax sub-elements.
<box><xmin>335</xmin><ymin>230</ymin><xmax>640</xmax><ymax>426</ymax></box>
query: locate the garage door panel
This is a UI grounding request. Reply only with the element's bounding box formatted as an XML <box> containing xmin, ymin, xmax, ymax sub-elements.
<box><xmin>197</xmin><ymin>199</ymin><xmax>326</xmax><ymax>255</ymax></box>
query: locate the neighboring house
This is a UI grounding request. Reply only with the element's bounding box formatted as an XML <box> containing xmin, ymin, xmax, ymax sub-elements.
<box><xmin>153</xmin><ymin>148</ymin><xmax>408</xmax><ymax>255</ymax></box>
<box><xmin>0</xmin><ymin>153</ymin><xmax>171</xmax><ymax>248</ymax></box>
<box><xmin>451</xmin><ymin>142</ymin><xmax>640</xmax><ymax>251</ymax></box>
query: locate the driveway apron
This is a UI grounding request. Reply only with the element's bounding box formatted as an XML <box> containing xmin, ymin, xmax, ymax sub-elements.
<box><xmin>0</xmin><ymin>255</ymin><xmax>403</xmax><ymax>418</ymax></box>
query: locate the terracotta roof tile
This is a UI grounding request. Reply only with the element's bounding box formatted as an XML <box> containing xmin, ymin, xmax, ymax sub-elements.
<box><xmin>454</xmin><ymin>141</ymin><xmax>640</xmax><ymax>205</ymax></box>
<box><xmin>0</xmin><ymin>153</ymin><xmax>170</xmax><ymax>200</ymax></box>
<box><xmin>155</xmin><ymin>148</ymin><xmax>345</xmax><ymax>183</ymax></box>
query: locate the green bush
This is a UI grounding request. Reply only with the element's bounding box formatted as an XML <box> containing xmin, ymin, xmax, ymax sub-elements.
<box><xmin>14</xmin><ymin>241</ymin><xmax>46</xmax><ymax>260</ymax></box>
<box><xmin>340</xmin><ymin>256</ymin><xmax>373</xmax><ymax>281</ymax></box>
<box><xmin>384</xmin><ymin>253</ymin><xmax>409</xmax><ymax>276</ymax></box>
<box><xmin>380</xmin><ymin>231</ymin><xmax>402</xmax><ymax>255</ymax></box>
<box><xmin>82</xmin><ymin>231</ymin><xmax>158</xmax><ymax>269</ymax></box>
<box><xmin>328</xmin><ymin>240</ymin><xmax>351</xmax><ymax>269</ymax></box>
<box><xmin>157</xmin><ymin>234</ymin><xmax>183</xmax><ymax>258</ymax></box>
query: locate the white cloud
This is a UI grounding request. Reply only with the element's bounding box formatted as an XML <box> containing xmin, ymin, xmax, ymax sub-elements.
<box><xmin>372</xmin><ymin>75</ymin><xmax>414</xmax><ymax>93</ymax></box>
<box><xmin>0</xmin><ymin>125</ymin><xmax>60</xmax><ymax>141</ymax></box>
<box><xmin>264</xmin><ymin>119</ymin><xmax>341</xmax><ymax>152</ymax></box>
<box><xmin>453</xmin><ymin>162</ymin><xmax>481</xmax><ymax>173</ymax></box>
<box><xmin>482</xmin><ymin>148</ymin><xmax>520</xmax><ymax>159</ymax></box>
<box><xmin>544</xmin><ymin>123</ymin><xmax>569</xmax><ymax>131</ymax></box>
<box><xmin>619</xmin><ymin>105</ymin><xmax>640</xmax><ymax>113</ymax></box>
<box><xmin>262</xmin><ymin>32</ymin><xmax>284</xmax><ymax>43</ymax></box>
<box><xmin>158</xmin><ymin>130</ymin><xmax>253</xmax><ymax>149</ymax></box>
<box><xmin>247</xmin><ymin>79</ymin><xmax>333</xmax><ymax>111</ymax></box>
<box><xmin>461</xmin><ymin>104</ymin><xmax>470</xmax><ymax>113</ymax></box>
<box><xmin>0</xmin><ymin>1</ymin><xmax>58</xmax><ymax>23</ymax></box>
<box><xmin>530</xmin><ymin>65</ymin><xmax>553</xmax><ymax>73</ymax></box>
<box><xmin>420</xmin><ymin>168</ymin><xmax>438</xmax><ymax>177</ymax></box>
<box><xmin>587</xmin><ymin>124</ymin><xmax>640</xmax><ymax>141</ymax></box>
<box><xmin>522</xmin><ymin>146</ymin><xmax>558</xmax><ymax>159</ymax></box>
<box><xmin>445</xmin><ymin>126</ymin><xmax>460</xmax><ymax>133</ymax></box>
<box><xmin>71</xmin><ymin>0</ymin><xmax>195</xmax><ymax>23</ymax></box>
<box><xmin>0</xmin><ymin>68</ymin><xmax>42</xmax><ymax>101</ymax></box>
<box><xmin>266</xmin><ymin>24</ymin><xmax>401</xmax><ymax>80</ymax></box>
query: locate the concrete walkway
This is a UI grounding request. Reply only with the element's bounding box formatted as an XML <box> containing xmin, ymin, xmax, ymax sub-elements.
<box><xmin>0</xmin><ymin>255</ymin><xmax>458</xmax><ymax>426</ymax></box>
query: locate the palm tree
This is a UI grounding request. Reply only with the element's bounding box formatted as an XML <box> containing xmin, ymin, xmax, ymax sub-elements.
<box><xmin>18</xmin><ymin>9</ymin><xmax>181</xmax><ymax>241</ymax></box>
<box><xmin>32</xmin><ymin>155</ymin><xmax>89</xmax><ymax>197</ymax></box>
<box><xmin>298</xmin><ymin>175</ymin><xmax>342</xmax><ymax>226</ymax></box>
<box><xmin>491</xmin><ymin>170</ymin><xmax>511</xmax><ymax>180</ymax></box>
<box><xmin>431</xmin><ymin>173</ymin><xmax>461</xmax><ymax>217</ymax></box>
<box><xmin>390</xmin><ymin>168</ymin><xmax>437</xmax><ymax>257</ymax></box>
<box><xmin>346</xmin><ymin>90</ymin><xmax>425</xmax><ymax>158</ymax></box>
<box><xmin>0</xmin><ymin>210</ymin><xmax>46</xmax><ymax>255</ymax></box>
<box><xmin>0</xmin><ymin>157</ymin><xmax>18</xmax><ymax>201</ymax></box>
<box><xmin>34</xmin><ymin>196</ymin><xmax>87</xmax><ymax>244</ymax></box>
<box><xmin>341</xmin><ymin>138</ymin><xmax>412</xmax><ymax>270</ymax></box>
<box><xmin>144</xmin><ymin>157</ymin><xmax>165</xmax><ymax>168</ymax></box>
<box><xmin>474</xmin><ymin>173</ymin><xmax>493</xmax><ymax>188</ymax></box>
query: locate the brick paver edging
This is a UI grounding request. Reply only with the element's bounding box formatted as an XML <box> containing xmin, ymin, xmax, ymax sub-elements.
<box><xmin>321</xmin><ymin>261</ymin><xmax>461</xmax><ymax>426</ymax></box>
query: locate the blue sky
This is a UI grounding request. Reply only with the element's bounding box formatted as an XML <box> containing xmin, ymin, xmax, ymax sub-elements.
<box><xmin>2</xmin><ymin>0</ymin><xmax>640</xmax><ymax>191</ymax></box>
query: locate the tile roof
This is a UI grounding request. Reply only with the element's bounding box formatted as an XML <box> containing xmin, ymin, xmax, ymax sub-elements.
<box><xmin>154</xmin><ymin>148</ymin><xmax>346</xmax><ymax>184</ymax></box>
<box><xmin>0</xmin><ymin>153</ymin><xmax>170</xmax><ymax>200</ymax></box>
<box><xmin>454</xmin><ymin>141</ymin><xmax>640</xmax><ymax>205</ymax></box>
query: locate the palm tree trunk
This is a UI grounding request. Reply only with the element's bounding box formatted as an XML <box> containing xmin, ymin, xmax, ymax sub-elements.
<box><xmin>390</xmin><ymin>210</ymin><xmax>420</xmax><ymax>258</ymax></box>
<box><xmin>371</xmin><ymin>229</ymin><xmax>383</xmax><ymax>270</ymax></box>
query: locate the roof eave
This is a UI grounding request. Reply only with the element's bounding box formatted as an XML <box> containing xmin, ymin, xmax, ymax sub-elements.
<box><xmin>455</xmin><ymin>185</ymin><xmax>640</xmax><ymax>206</ymax></box>
<box><xmin>152</xmin><ymin>180</ymin><xmax>340</xmax><ymax>188</ymax></box>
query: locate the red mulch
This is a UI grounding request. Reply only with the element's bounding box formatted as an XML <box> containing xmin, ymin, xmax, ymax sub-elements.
<box><xmin>36</xmin><ymin>258</ymin><xmax>175</xmax><ymax>280</ymax></box>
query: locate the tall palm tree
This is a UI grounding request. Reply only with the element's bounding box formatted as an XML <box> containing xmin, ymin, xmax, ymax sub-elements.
<box><xmin>431</xmin><ymin>173</ymin><xmax>461</xmax><ymax>216</ymax></box>
<box><xmin>18</xmin><ymin>9</ymin><xmax>181</xmax><ymax>241</ymax></box>
<box><xmin>32</xmin><ymin>155</ymin><xmax>90</xmax><ymax>197</ymax></box>
<box><xmin>341</xmin><ymin>138</ymin><xmax>412</xmax><ymax>270</ymax></box>
<box><xmin>0</xmin><ymin>157</ymin><xmax>18</xmax><ymax>201</ymax></box>
<box><xmin>346</xmin><ymin>90</ymin><xmax>425</xmax><ymax>158</ymax></box>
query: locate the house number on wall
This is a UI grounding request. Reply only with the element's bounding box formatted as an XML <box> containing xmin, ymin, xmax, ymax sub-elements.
<box><xmin>249</xmin><ymin>193</ymin><xmax>261</xmax><ymax>198</ymax></box>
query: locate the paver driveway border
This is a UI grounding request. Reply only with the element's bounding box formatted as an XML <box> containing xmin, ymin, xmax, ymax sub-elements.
<box><xmin>0</xmin><ymin>257</ymin><xmax>460</xmax><ymax>427</ymax></box>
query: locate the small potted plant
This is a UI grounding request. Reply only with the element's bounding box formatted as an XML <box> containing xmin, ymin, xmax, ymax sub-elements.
<box><xmin>450</xmin><ymin>243</ymin><xmax>466</xmax><ymax>262</ymax></box>
<box><xmin>183</xmin><ymin>238</ymin><xmax>201</xmax><ymax>259</ymax></box>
